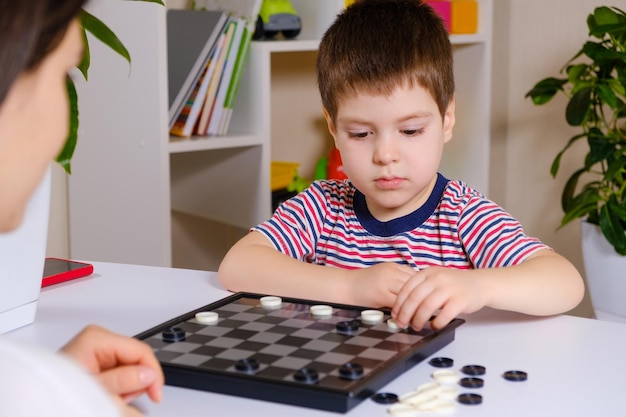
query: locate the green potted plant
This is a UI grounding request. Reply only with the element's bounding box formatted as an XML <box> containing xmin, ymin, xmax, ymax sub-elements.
<box><xmin>526</xmin><ymin>5</ymin><xmax>626</xmax><ymax>321</ymax></box>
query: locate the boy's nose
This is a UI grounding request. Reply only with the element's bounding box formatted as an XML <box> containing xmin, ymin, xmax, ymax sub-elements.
<box><xmin>373</xmin><ymin>137</ymin><xmax>400</xmax><ymax>165</ymax></box>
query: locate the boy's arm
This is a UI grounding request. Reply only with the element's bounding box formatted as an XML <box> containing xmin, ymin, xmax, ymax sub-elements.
<box><xmin>392</xmin><ymin>249</ymin><xmax>585</xmax><ymax>330</ymax></box>
<box><xmin>218</xmin><ymin>230</ymin><xmax>415</xmax><ymax>307</ymax></box>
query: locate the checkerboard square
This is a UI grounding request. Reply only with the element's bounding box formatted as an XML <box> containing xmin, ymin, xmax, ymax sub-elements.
<box><xmin>239</xmin><ymin>321</ymin><xmax>276</xmax><ymax>332</ymax></box>
<box><xmin>219</xmin><ymin>303</ymin><xmax>253</xmax><ymax>312</ymax></box>
<box><xmin>248</xmin><ymin>332</ymin><xmax>285</xmax><ymax>344</ymax></box>
<box><xmin>265</xmin><ymin>325</ymin><xmax>299</xmax><ymax>335</ymax></box>
<box><xmin>289</xmin><ymin>348</ymin><xmax>324</xmax><ymax>360</ymax></box>
<box><xmin>276</xmin><ymin>335</ymin><xmax>312</xmax><ymax>347</ymax></box>
<box><xmin>205</xmin><ymin>337</ymin><xmax>243</xmax><ymax>349</ymax></box>
<box><xmin>302</xmin><ymin>339</ymin><xmax>341</xmax><ymax>352</ymax></box>
<box><xmin>196</xmin><ymin>326</ymin><xmax>233</xmax><ymax>337</ymax></box>
<box><xmin>223</xmin><ymin>329</ymin><xmax>258</xmax><ymax>340</ymax></box>
<box><xmin>162</xmin><ymin>341</ymin><xmax>201</xmax><ymax>353</ymax></box>
<box><xmin>199</xmin><ymin>357</ymin><xmax>233</xmax><ymax>371</ymax></box>
<box><xmin>250</xmin><ymin>353</ymin><xmax>282</xmax><ymax>365</ymax></box>
<box><xmin>331</xmin><ymin>343</ymin><xmax>368</xmax><ymax>356</ymax></box>
<box><xmin>217</xmin><ymin>319</ymin><xmax>248</xmax><ymax>329</ymax></box>
<box><xmin>290</xmin><ymin>328</ymin><xmax>327</xmax><ymax>339</ymax></box>
<box><xmin>315</xmin><ymin>352</ymin><xmax>355</xmax><ymax>365</ymax></box>
<box><xmin>229</xmin><ymin>312</ymin><xmax>265</xmax><ymax>322</ymax></box>
<box><xmin>189</xmin><ymin>345</ymin><xmax>226</xmax><ymax>357</ymax></box>
<box><xmin>216</xmin><ymin>348</ymin><xmax>256</xmax><ymax>360</ymax></box>
<box><xmin>305</xmin><ymin>322</ymin><xmax>336</xmax><ymax>332</ymax></box>
<box><xmin>358</xmin><ymin>347</ymin><xmax>397</xmax><ymax>361</ymax></box>
<box><xmin>185</xmin><ymin>334</ymin><xmax>214</xmax><ymax>345</ymax></box>
<box><xmin>271</xmin><ymin>356</ymin><xmax>313</xmax><ymax>370</ymax></box>
<box><xmin>155</xmin><ymin>350</ymin><xmax>181</xmax><ymax>362</ymax></box>
<box><xmin>344</xmin><ymin>335</ymin><xmax>384</xmax><ymax>347</ymax></box>
<box><xmin>256</xmin><ymin>315</ymin><xmax>289</xmax><ymax>325</ymax></box>
<box><xmin>171</xmin><ymin>353</ymin><xmax>213</xmax><ymax>367</ymax></box>
<box><xmin>259</xmin><ymin>344</ymin><xmax>299</xmax><ymax>356</ymax></box>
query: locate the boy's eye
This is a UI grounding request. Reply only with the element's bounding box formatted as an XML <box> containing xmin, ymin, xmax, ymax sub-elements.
<box><xmin>348</xmin><ymin>131</ymin><xmax>370</xmax><ymax>139</ymax></box>
<box><xmin>402</xmin><ymin>128</ymin><xmax>424</xmax><ymax>136</ymax></box>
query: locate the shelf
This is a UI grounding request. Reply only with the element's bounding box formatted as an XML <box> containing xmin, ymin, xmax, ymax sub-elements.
<box><xmin>450</xmin><ymin>33</ymin><xmax>489</xmax><ymax>45</ymax></box>
<box><xmin>252</xmin><ymin>39</ymin><xmax>320</xmax><ymax>53</ymax></box>
<box><xmin>169</xmin><ymin>134</ymin><xmax>263</xmax><ymax>154</ymax></box>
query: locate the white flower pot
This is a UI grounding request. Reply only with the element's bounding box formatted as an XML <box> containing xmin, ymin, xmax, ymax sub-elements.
<box><xmin>0</xmin><ymin>167</ymin><xmax>51</xmax><ymax>333</ymax></box>
<box><xmin>581</xmin><ymin>220</ymin><xmax>626</xmax><ymax>324</ymax></box>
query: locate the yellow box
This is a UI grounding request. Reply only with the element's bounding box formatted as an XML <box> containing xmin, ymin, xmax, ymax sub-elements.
<box><xmin>451</xmin><ymin>1</ymin><xmax>478</xmax><ymax>34</ymax></box>
<box><xmin>271</xmin><ymin>161</ymin><xmax>300</xmax><ymax>191</ymax></box>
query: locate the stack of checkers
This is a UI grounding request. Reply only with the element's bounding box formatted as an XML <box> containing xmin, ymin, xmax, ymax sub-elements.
<box><xmin>373</xmin><ymin>357</ymin><xmax>527</xmax><ymax>416</ymax></box>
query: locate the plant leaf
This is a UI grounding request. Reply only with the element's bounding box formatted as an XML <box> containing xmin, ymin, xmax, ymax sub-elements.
<box><xmin>567</xmin><ymin>63</ymin><xmax>589</xmax><ymax>85</ymax></box>
<box><xmin>550</xmin><ymin>132</ymin><xmax>588</xmax><ymax>177</ymax></box>
<box><xmin>561</xmin><ymin>195</ymin><xmax>602</xmax><ymax>226</ymax></box>
<box><xmin>608</xmin><ymin>78</ymin><xmax>626</xmax><ymax>99</ymax></box>
<box><xmin>594</xmin><ymin>6</ymin><xmax>620</xmax><ymax>25</ymax></box>
<box><xmin>561</xmin><ymin>168</ymin><xmax>587</xmax><ymax>212</ymax></box>
<box><xmin>525</xmin><ymin>77</ymin><xmax>567</xmax><ymax>105</ymax></box>
<box><xmin>599</xmin><ymin>198</ymin><xmax>626</xmax><ymax>255</ymax></box>
<box><xmin>81</xmin><ymin>10</ymin><xmax>130</xmax><ymax>65</ymax></box>
<box><xmin>587</xmin><ymin>127</ymin><xmax>614</xmax><ymax>166</ymax></box>
<box><xmin>597</xmin><ymin>83</ymin><xmax>618</xmax><ymax>109</ymax></box>
<box><xmin>605</xmin><ymin>155</ymin><xmax>626</xmax><ymax>183</ymax></box>
<box><xmin>566</xmin><ymin>87</ymin><xmax>592</xmax><ymax>126</ymax></box>
<box><xmin>76</xmin><ymin>26</ymin><xmax>90</xmax><ymax>81</ymax></box>
<box><xmin>124</xmin><ymin>0</ymin><xmax>164</xmax><ymax>4</ymax></box>
<box><xmin>57</xmin><ymin>78</ymin><xmax>79</xmax><ymax>174</ymax></box>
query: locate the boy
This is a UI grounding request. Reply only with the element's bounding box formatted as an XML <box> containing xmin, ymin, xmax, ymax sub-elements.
<box><xmin>219</xmin><ymin>0</ymin><xmax>584</xmax><ymax>330</ymax></box>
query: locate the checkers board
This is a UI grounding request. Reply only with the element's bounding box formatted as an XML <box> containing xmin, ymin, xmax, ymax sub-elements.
<box><xmin>135</xmin><ymin>293</ymin><xmax>464</xmax><ymax>413</ymax></box>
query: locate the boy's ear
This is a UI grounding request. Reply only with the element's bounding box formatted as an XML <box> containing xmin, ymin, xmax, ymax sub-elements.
<box><xmin>322</xmin><ymin>107</ymin><xmax>337</xmax><ymax>138</ymax></box>
<box><xmin>443</xmin><ymin>95</ymin><xmax>456</xmax><ymax>143</ymax></box>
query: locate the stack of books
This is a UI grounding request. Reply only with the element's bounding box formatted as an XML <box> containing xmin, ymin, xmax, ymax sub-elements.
<box><xmin>168</xmin><ymin>0</ymin><xmax>262</xmax><ymax>138</ymax></box>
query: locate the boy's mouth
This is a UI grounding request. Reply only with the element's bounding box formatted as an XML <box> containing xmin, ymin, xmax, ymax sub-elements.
<box><xmin>375</xmin><ymin>176</ymin><xmax>404</xmax><ymax>189</ymax></box>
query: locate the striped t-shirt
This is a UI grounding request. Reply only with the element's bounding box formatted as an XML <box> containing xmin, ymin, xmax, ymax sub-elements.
<box><xmin>253</xmin><ymin>174</ymin><xmax>548</xmax><ymax>270</ymax></box>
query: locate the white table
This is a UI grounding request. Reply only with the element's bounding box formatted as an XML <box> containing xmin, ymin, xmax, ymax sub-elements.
<box><xmin>7</xmin><ymin>262</ymin><xmax>626</xmax><ymax>416</ymax></box>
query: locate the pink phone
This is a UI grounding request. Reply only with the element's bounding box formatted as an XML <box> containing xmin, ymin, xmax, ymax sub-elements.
<box><xmin>42</xmin><ymin>257</ymin><xmax>93</xmax><ymax>287</ymax></box>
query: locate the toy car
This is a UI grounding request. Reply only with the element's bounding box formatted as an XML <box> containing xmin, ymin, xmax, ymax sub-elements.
<box><xmin>253</xmin><ymin>0</ymin><xmax>302</xmax><ymax>40</ymax></box>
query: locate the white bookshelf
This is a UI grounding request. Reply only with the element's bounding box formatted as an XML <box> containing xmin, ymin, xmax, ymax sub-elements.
<box><xmin>69</xmin><ymin>0</ymin><xmax>493</xmax><ymax>269</ymax></box>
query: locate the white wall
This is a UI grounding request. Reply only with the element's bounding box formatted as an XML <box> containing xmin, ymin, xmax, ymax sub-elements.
<box><xmin>46</xmin><ymin>165</ymin><xmax>69</xmax><ymax>258</ymax></box>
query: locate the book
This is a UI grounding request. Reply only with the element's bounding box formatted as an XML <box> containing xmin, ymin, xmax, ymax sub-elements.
<box><xmin>193</xmin><ymin>0</ymin><xmax>262</xmax><ymax>136</ymax></box>
<box><xmin>194</xmin><ymin>20</ymin><xmax>237</xmax><ymax>136</ymax></box>
<box><xmin>169</xmin><ymin>33</ymin><xmax>225</xmax><ymax>138</ymax></box>
<box><xmin>169</xmin><ymin>64</ymin><xmax>208</xmax><ymax>137</ymax></box>
<box><xmin>217</xmin><ymin>21</ymin><xmax>254</xmax><ymax>135</ymax></box>
<box><xmin>206</xmin><ymin>17</ymin><xmax>245</xmax><ymax>136</ymax></box>
<box><xmin>167</xmin><ymin>9</ymin><xmax>228</xmax><ymax>129</ymax></box>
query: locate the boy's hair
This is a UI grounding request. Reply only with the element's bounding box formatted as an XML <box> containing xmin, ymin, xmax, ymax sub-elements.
<box><xmin>317</xmin><ymin>0</ymin><xmax>454</xmax><ymax>122</ymax></box>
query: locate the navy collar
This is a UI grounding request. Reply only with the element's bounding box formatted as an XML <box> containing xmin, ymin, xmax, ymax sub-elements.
<box><xmin>353</xmin><ymin>173</ymin><xmax>448</xmax><ymax>237</ymax></box>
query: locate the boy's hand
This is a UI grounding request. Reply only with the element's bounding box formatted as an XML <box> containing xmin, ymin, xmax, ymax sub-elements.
<box><xmin>350</xmin><ymin>263</ymin><xmax>416</xmax><ymax>308</ymax></box>
<box><xmin>60</xmin><ymin>325</ymin><xmax>164</xmax><ymax>416</ymax></box>
<box><xmin>391</xmin><ymin>267</ymin><xmax>486</xmax><ymax>330</ymax></box>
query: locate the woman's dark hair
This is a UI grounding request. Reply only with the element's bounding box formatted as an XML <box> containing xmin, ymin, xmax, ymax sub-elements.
<box><xmin>0</xmin><ymin>0</ymin><xmax>86</xmax><ymax>105</ymax></box>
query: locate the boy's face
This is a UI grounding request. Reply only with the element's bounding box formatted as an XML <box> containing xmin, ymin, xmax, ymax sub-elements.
<box><xmin>324</xmin><ymin>83</ymin><xmax>455</xmax><ymax>221</ymax></box>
